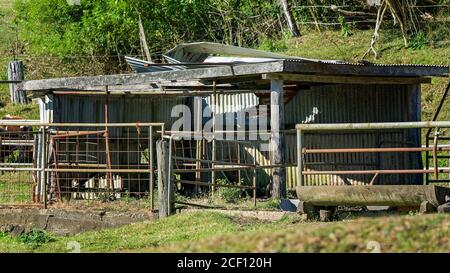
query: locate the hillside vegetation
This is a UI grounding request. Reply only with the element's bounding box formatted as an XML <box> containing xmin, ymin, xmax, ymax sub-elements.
<box><xmin>0</xmin><ymin>0</ymin><xmax>448</xmax><ymax>121</ymax></box>
<box><xmin>0</xmin><ymin>211</ymin><xmax>449</xmax><ymax>253</ymax></box>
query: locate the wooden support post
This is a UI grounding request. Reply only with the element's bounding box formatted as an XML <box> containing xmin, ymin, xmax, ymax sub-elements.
<box><xmin>270</xmin><ymin>79</ymin><xmax>286</xmax><ymax>199</ymax></box>
<box><xmin>157</xmin><ymin>139</ymin><xmax>173</xmax><ymax>218</ymax></box>
<box><xmin>8</xmin><ymin>60</ymin><xmax>27</xmax><ymax>104</ymax></box>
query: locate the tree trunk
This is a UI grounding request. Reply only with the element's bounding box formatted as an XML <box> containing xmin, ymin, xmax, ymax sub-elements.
<box><xmin>280</xmin><ymin>0</ymin><xmax>300</xmax><ymax>37</ymax></box>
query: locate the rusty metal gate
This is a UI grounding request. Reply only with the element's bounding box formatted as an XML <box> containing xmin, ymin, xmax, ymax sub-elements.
<box><xmin>0</xmin><ymin>121</ymin><xmax>164</xmax><ymax>209</ymax></box>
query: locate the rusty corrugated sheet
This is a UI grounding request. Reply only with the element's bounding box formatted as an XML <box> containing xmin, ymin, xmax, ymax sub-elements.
<box><xmin>205</xmin><ymin>93</ymin><xmax>259</xmax><ymax>114</ymax></box>
<box><xmin>285</xmin><ymin>84</ymin><xmax>422</xmax><ymax>188</ymax></box>
<box><xmin>51</xmin><ymin>95</ymin><xmax>186</xmax><ymax>136</ymax></box>
<box><xmin>203</xmin><ymin>84</ymin><xmax>422</xmax><ymax>189</ymax></box>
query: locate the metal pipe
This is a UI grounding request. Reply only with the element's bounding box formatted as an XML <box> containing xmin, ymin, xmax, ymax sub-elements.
<box><xmin>168</xmin><ymin>134</ymin><xmax>175</xmax><ymax>215</ymax></box>
<box><xmin>51</xmin><ymin>130</ymin><xmax>106</xmax><ymax>138</ymax></box>
<box><xmin>173</xmin><ymin>165</ymin><xmax>281</xmax><ymax>173</ymax></box>
<box><xmin>297</xmin><ymin>129</ymin><xmax>303</xmax><ymax>186</ymax></box>
<box><xmin>41</xmin><ymin>127</ymin><xmax>47</xmax><ymax>209</ymax></box>
<box><xmin>253</xmin><ymin>143</ymin><xmax>257</xmax><ymax>207</ymax></box>
<box><xmin>426</xmin><ymin>82</ymin><xmax>450</xmax><ymax>137</ymax></box>
<box><xmin>43</xmin><ymin>168</ymin><xmax>159</xmax><ymax>173</ymax></box>
<box><xmin>174</xmin><ymin>201</ymin><xmax>224</xmax><ymax>209</ymax></box>
<box><xmin>302</xmin><ymin>168</ymin><xmax>450</xmax><ymax>175</ymax></box>
<box><xmin>303</xmin><ymin>146</ymin><xmax>450</xmax><ymax>153</ymax></box>
<box><xmin>0</xmin><ymin>121</ymin><xmax>165</xmax><ymax>127</ymax></box>
<box><xmin>175</xmin><ymin>180</ymin><xmax>255</xmax><ymax>190</ymax></box>
<box><xmin>172</xmin><ymin>156</ymin><xmax>255</xmax><ymax>167</ymax></box>
<box><xmin>433</xmin><ymin>131</ymin><xmax>440</xmax><ymax>178</ymax></box>
<box><xmin>211</xmin><ymin>80</ymin><xmax>217</xmax><ymax>194</ymax></box>
<box><xmin>104</xmin><ymin>86</ymin><xmax>113</xmax><ymax>195</ymax></box>
<box><xmin>296</xmin><ymin>121</ymin><xmax>450</xmax><ymax>131</ymax></box>
<box><xmin>149</xmin><ymin>125</ymin><xmax>154</xmax><ymax>211</ymax></box>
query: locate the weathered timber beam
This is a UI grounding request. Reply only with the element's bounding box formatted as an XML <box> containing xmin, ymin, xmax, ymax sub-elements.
<box><xmin>50</xmin><ymin>89</ymin><xmax>271</xmax><ymax>96</ymax></box>
<box><xmin>270</xmin><ymin>79</ymin><xmax>286</xmax><ymax>199</ymax></box>
<box><xmin>263</xmin><ymin>73</ymin><xmax>432</xmax><ymax>84</ymax></box>
<box><xmin>296</xmin><ymin>185</ymin><xmax>450</xmax><ymax>207</ymax></box>
<box><xmin>21</xmin><ymin>61</ymin><xmax>284</xmax><ymax>91</ymax></box>
<box><xmin>283</xmin><ymin>61</ymin><xmax>449</xmax><ymax>77</ymax></box>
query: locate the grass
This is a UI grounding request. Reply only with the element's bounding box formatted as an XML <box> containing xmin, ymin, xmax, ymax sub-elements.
<box><xmin>0</xmin><ymin>172</ymin><xmax>33</xmax><ymax>204</ymax></box>
<box><xmin>0</xmin><ymin>0</ymin><xmax>39</xmax><ymax>119</ymax></box>
<box><xmin>0</xmin><ymin>211</ymin><xmax>449</xmax><ymax>253</ymax></box>
<box><xmin>153</xmin><ymin>212</ymin><xmax>450</xmax><ymax>253</ymax></box>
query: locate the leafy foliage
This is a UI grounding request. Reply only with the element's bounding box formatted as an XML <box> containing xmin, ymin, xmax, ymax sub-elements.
<box><xmin>216</xmin><ymin>178</ymin><xmax>249</xmax><ymax>203</ymax></box>
<box><xmin>14</xmin><ymin>0</ymin><xmax>282</xmax><ymax>58</ymax></box>
<box><xmin>19</xmin><ymin>230</ymin><xmax>54</xmax><ymax>246</ymax></box>
<box><xmin>408</xmin><ymin>31</ymin><xmax>428</xmax><ymax>50</ymax></box>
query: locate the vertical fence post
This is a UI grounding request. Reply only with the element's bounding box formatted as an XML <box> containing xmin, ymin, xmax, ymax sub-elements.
<box><xmin>211</xmin><ymin>81</ymin><xmax>217</xmax><ymax>193</ymax></box>
<box><xmin>157</xmin><ymin>139</ymin><xmax>173</xmax><ymax>218</ymax></box>
<box><xmin>149</xmin><ymin>125</ymin><xmax>154</xmax><ymax>211</ymax></box>
<box><xmin>253</xmin><ymin>143</ymin><xmax>257</xmax><ymax>207</ymax></box>
<box><xmin>41</xmin><ymin>127</ymin><xmax>47</xmax><ymax>208</ymax></box>
<box><xmin>297</xmin><ymin>129</ymin><xmax>304</xmax><ymax>187</ymax></box>
<box><xmin>8</xmin><ymin>60</ymin><xmax>27</xmax><ymax>104</ymax></box>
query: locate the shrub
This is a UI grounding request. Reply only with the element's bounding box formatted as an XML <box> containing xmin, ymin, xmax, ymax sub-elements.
<box><xmin>13</xmin><ymin>0</ymin><xmax>283</xmax><ymax>58</ymax></box>
<box><xmin>19</xmin><ymin>230</ymin><xmax>54</xmax><ymax>245</ymax></box>
<box><xmin>216</xmin><ymin>178</ymin><xmax>248</xmax><ymax>203</ymax></box>
<box><xmin>408</xmin><ymin>31</ymin><xmax>428</xmax><ymax>50</ymax></box>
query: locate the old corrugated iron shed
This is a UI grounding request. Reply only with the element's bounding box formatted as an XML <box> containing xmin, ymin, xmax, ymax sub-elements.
<box><xmin>23</xmin><ymin>43</ymin><xmax>449</xmax><ymax>191</ymax></box>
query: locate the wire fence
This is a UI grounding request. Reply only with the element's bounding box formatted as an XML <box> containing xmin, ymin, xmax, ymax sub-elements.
<box><xmin>0</xmin><ymin>122</ymin><xmax>164</xmax><ymax>209</ymax></box>
<box><xmin>161</xmin><ymin>129</ymin><xmax>280</xmax><ymax>209</ymax></box>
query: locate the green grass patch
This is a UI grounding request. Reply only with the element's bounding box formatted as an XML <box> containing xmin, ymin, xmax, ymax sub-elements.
<box><xmin>0</xmin><ymin>171</ymin><xmax>34</xmax><ymax>204</ymax></box>
<box><xmin>1</xmin><ymin>210</ymin><xmax>449</xmax><ymax>253</ymax></box>
<box><xmin>152</xmin><ymin>213</ymin><xmax>450</xmax><ymax>253</ymax></box>
<box><xmin>1</xmin><ymin>211</ymin><xmax>240</xmax><ymax>253</ymax></box>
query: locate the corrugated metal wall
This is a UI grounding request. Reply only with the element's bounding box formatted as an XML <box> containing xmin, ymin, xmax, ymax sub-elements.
<box><xmin>51</xmin><ymin>95</ymin><xmax>187</xmax><ymax>136</ymax></box>
<box><xmin>205</xmin><ymin>93</ymin><xmax>259</xmax><ymax>114</ymax></box>
<box><xmin>285</xmin><ymin>84</ymin><xmax>422</xmax><ymax>188</ymax></box>
<box><xmin>46</xmin><ymin>83</ymin><xmax>422</xmax><ymax>189</ymax></box>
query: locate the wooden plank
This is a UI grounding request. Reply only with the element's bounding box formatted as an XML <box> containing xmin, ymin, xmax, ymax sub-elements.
<box><xmin>283</xmin><ymin>61</ymin><xmax>449</xmax><ymax>77</ymax></box>
<box><xmin>22</xmin><ymin>61</ymin><xmax>285</xmax><ymax>91</ymax></box>
<box><xmin>270</xmin><ymin>79</ymin><xmax>286</xmax><ymax>199</ymax></box>
<box><xmin>263</xmin><ymin>73</ymin><xmax>432</xmax><ymax>84</ymax></box>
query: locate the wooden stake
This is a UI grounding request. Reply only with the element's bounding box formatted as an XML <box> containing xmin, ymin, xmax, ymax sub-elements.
<box><xmin>157</xmin><ymin>139</ymin><xmax>173</xmax><ymax>218</ymax></box>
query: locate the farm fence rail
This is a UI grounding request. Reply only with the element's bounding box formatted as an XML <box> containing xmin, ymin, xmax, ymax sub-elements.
<box><xmin>0</xmin><ymin>122</ymin><xmax>164</xmax><ymax>209</ymax></box>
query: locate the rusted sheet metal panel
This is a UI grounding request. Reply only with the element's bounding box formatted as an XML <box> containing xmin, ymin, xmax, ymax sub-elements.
<box><xmin>51</xmin><ymin>95</ymin><xmax>185</xmax><ymax>136</ymax></box>
<box><xmin>202</xmin><ymin>139</ymin><xmax>271</xmax><ymax>194</ymax></box>
<box><xmin>205</xmin><ymin>93</ymin><xmax>259</xmax><ymax>114</ymax></box>
<box><xmin>285</xmin><ymin>84</ymin><xmax>422</xmax><ymax>187</ymax></box>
